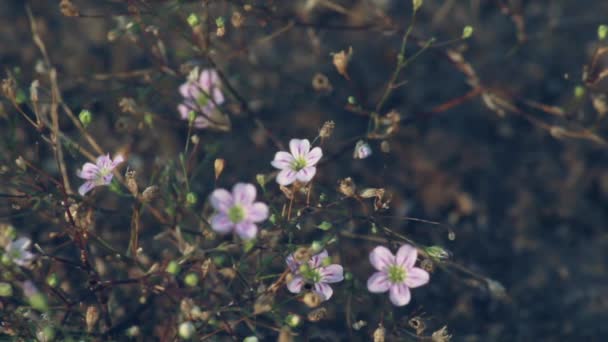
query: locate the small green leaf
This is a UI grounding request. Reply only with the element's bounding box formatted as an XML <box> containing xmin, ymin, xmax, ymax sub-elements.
<box><xmin>317</xmin><ymin>221</ymin><xmax>333</xmax><ymax>231</ymax></box>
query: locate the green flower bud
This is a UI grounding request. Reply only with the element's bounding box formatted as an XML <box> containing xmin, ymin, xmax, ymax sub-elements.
<box><xmin>215</xmin><ymin>16</ymin><xmax>225</xmax><ymax>28</ymax></box>
<box><xmin>424</xmin><ymin>245</ymin><xmax>451</xmax><ymax>261</ymax></box>
<box><xmin>166</xmin><ymin>261</ymin><xmax>181</xmax><ymax>275</ymax></box>
<box><xmin>321</xmin><ymin>257</ymin><xmax>332</xmax><ymax>267</ymax></box>
<box><xmin>46</xmin><ymin>273</ymin><xmax>59</xmax><ymax>288</ymax></box>
<box><xmin>310</xmin><ymin>241</ymin><xmax>323</xmax><ymax>253</ymax></box>
<box><xmin>186</xmin><ymin>192</ymin><xmax>197</xmax><ymax>206</ymax></box>
<box><xmin>79</xmin><ymin>109</ymin><xmax>92</xmax><ymax>128</ymax></box>
<box><xmin>184</xmin><ymin>273</ymin><xmax>198</xmax><ymax>287</ymax></box>
<box><xmin>574</xmin><ymin>85</ymin><xmax>585</xmax><ymax>99</ymax></box>
<box><xmin>29</xmin><ymin>293</ymin><xmax>49</xmax><ymax>312</ymax></box>
<box><xmin>243</xmin><ymin>337</ymin><xmax>259</xmax><ymax>342</ymax></box>
<box><xmin>285</xmin><ymin>314</ymin><xmax>301</xmax><ymax>328</ymax></box>
<box><xmin>347</xmin><ymin>96</ymin><xmax>357</xmax><ymax>105</ymax></box>
<box><xmin>187</xmin><ymin>13</ymin><xmax>200</xmax><ymax>27</ymax></box>
<box><xmin>413</xmin><ymin>0</ymin><xmax>423</xmax><ymax>12</ymax></box>
<box><xmin>599</xmin><ymin>25</ymin><xmax>608</xmax><ymax>40</ymax></box>
<box><xmin>344</xmin><ymin>271</ymin><xmax>353</xmax><ymax>281</ymax></box>
<box><xmin>188</xmin><ymin>110</ymin><xmax>197</xmax><ymax>123</ymax></box>
<box><xmin>37</xmin><ymin>326</ymin><xmax>55</xmax><ymax>342</ymax></box>
<box><xmin>178</xmin><ymin>321</ymin><xmax>195</xmax><ymax>339</ymax></box>
<box><xmin>0</xmin><ymin>282</ymin><xmax>13</xmax><ymax>297</ymax></box>
<box><xmin>462</xmin><ymin>25</ymin><xmax>474</xmax><ymax>39</ymax></box>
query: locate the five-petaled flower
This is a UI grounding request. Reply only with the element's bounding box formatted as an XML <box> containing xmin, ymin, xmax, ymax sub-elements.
<box><xmin>286</xmin><ymin>249</ymin><xmax>344</xmax><ymax>301</ymax></box>
<box><xmin>367</xmin><ymin>244</ymin><xmax>430</xmax><ymax>306</ymax></box>
<box><xmin>209</xmin><ymin>183</ymin><xmax>269</xmax><ymax>240</ymax></box>
<box><xmin>178</xmin><ymin>68</ymin><xmax>229</xmax><ymax>130</ymax></box>
<box><xmin>271</xmin><ymin>139</ymin><xmax>322</xmax><ymax>186</ymax></box>
<box><xmin>77</xmin><ymin>154</ymin><xmax>124</xmax><ymax>196</ymax></box>
<box><xmin>4</xmin><ymin>237</ymin><xmax>35</xmax><ymax>267</ymax></box>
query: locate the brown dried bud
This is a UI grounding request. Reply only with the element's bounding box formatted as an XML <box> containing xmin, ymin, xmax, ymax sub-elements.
<box><xmin>200</xmin><ymin>258</ymin><xmax>212</xmax><ymax>279</ymax></box>
<box><xmin>214</xmin><ymin>159</ymin><xmax>225</xmax><ymax>180</ymax></box>
<box><xmin>118</xmin><ymin>97</ymin><xmax>137</xmax><ymax>114</ymax></box>
<box><xmin>408</xmin><ymin>316</ymin><xmax>426</xmax><ymax>335</ymax></box>
<box><xmin>218</xmin><ymin>267</ymin><xmax>236</xmax><ymax>280</ymax></box>
<box><xmin>312</xmin><ymin>73</ymin><xmax>333</xmax><ymax>93</ymax></box>
<box><xmin>86</xmin><ymin>306</ymin><xmax>99</xmax><ymax>332</ymax></box>
<box><xmin>373</xmin><ymin>323</ymin><xmax>386</xmax><ymax>342</ymax></box>
<box><xmin>307</xmin><ymin>307</ymin><xmax>327</xmax><ymax>322</ymax></box>
<box><xmin>338</xmin><ymin>177</ymin><xmax>357</xmax><ymax>197</ymax></box>
<box><xmin>332</xmin><ymin>47</ymin><xmax>353</xmax><ymax>80</ymax></box>
<box><xmin>216</xmin><ymin>26</ymin><xmax>226</xmax><ymax>37</ymax></box>
<box><xmin>125</xmin><ymin>168</ymin><xmax>138</xmax><ymax>196</ymax></box>
<box><xmin>319</xmin><ymin>120</ymin><xmax>335</xmax><ymax>139</ymax></box>
<box><xmin>30</xmin><ymin>80</ymin><xmax>39</xmax><ymax>103</ymax></box>
<box><xmin>231</xmin><ymin>11</ymin><xmax>244</xmax><ymax>28</ymax></box>
<box><xmin>301</xmin><ymin>291</ymin><xmax>322</xmax><ymax>308</ymax></box>
<box><xmin>60</xmin><ymin>0</ymin><xmax>80</xmax><ymax>17</ymax></box>
<box><xmin>277</xmin><ymin>326</ymin><xmax>294</xmax><ymax>342</ymax></box>
<box><xmin>141</xmin><ymin>185</ymin><xmax>159</xmax><ymax>202</ymax></box>
<box><xmin>420</xmin><ymin>258</ymin><xmax>434</xmax><ymax>273</ymax></box>
<box><xmin>431</xmin><ymin>326</ymin><xmax>452</xmax><ymax>342</ymax></box>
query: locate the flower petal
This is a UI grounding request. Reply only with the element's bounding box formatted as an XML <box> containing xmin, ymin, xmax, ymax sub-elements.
<box><xmin>306</xmin><ymin>147</ymin><xmax>323</xmax><ymax>166</ymax></box>
<box><xmin>235</xmin><ymin>222</ymin><xmax>258</xmax><ymax>240</ymax></box>
<box><xmin>396</xmin><ymin>244</ymin><xmax>418</xmax><ymax>269</ymax></box>
<box><xmin>369</xmin><ymin>246</ymin><xmax>395</xmax><ymax>272</ymax></box>
<box><xmin>78</xmin><ymin>181</ymin><xmax>96</xmax><ymax>196</ymax></box>
<box><xmin>405</xmin><ymin>267</ymin><xmax>430</xmax><ymax>288</ymax></box>
<box><xmin>77</xmin><ymin>163</ymin><xmax>99</xmax><ymax>180</ymax></box>
<box><xmin>296</xmin><ymin>166</ymin><xmax>316</xmax><ymax>183</ymax></box>
<box><xmin>11</xmin><ymin>237</ymin><xmax>31</xmax><ymax>251</ymax></box>
<box><xmin>276</xmin><ymin>169</ymin><xmax>297</xmax><ymax>186</ymax></box>
<box><xmin>367</xmin><ymin>272</ymin><xmax>391</xmax><ymax>293</ymax></box>
<box><xmin>309</xmin><ymin>250</ymin><xmax>328</xmax><ymax>268</ymax></box>
<box><xmin>286</xmin><ymin>254</ymin><xmax>300</xmax><ymax>272</ymax></box>
<box><xmin>111</xmin><ymin>155</ymin><xmax>124</xmax><ymax>169</ymax></box>
<box><xmin>289</xmin><ymin>139</ymin><xmax>310</xmax><ymax>158</ymax></box>
<box><xmin>313</xmin><ymin>282</ymin><xmax>333</xmax><ymax>301</ymax></box>
<box><xmin>96</xmin><ymin>154</ymin><xmax>112</xmax><ymax>168</ymax></box>
<box><xmin>389</xmin><ymin>283</ymin><xmax>411</xmax><ymax>306</ymax></box>
<box><xmin>213</xmin><ymin>88</ymin><xmax>224</xmax><ymax>105</ymax></box>
<box><xmin>271</xmin><ymin>151</ymin><xmax>295</xmax><ymax>170</ymax></box>
<box><xmin>210</xmin><ymin>213</ymin><xmax>233</xmax><ymax>234</ymax></box>
<box><xmin>210</xmin><ymin>189</ymin><xmax>233</xmax><ymax>212</ymax></box>
<box><xmin>286</xmin><ymin>275</ymin><xmax>304</xmax><ymax>294</ymax></box>
<box><xmin>232</xmin><ymin>183</ymin><xmax>256</xmax><ymax>205</ymax></box>
<box><xmin>320</xmin><ymin>264</ymin><xmax>344</xmax><ymax>283</ymax></box>
<box><xmin>193</xmin><ymin>115</ymin><xmax>210</xmax><ymax>128</ymax></box>
<box><xmin>199</xmin><ymin>69</ymin><xmax>212</xmax><ymax>91</ymax></box>
<box><xmin>180</xmin><ymin>82</ymin><xmax>197</xmax><ymax>98</ymax></box>
<box><xmin>247</xmin><ymin>202</ymin><xmax>268</xmax><ymax>223</ymax></box>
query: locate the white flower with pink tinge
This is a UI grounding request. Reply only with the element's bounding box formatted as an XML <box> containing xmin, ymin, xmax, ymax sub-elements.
<box><xmin>5</xmin><ymin>237</ymin><xmax>35</xmax><ymax>267</ymax></box>
<box><xmin>77</xmin><ymin>154</ymin><xmax>124</xmax><ymax>196</ymax></box>
<box><xmin>209</xmin><ymin>183</ymin><xmax>269</xmax><ymax>240</ymax></box>
<box><xmin>178</xmin><ymin>68</ymin><xmax>226</xmax><ymax>129</ymax></box>
<box><xmin>367</xmin><ymin>244</ymin><xmax>430</xmax><ymax>306</ymax></box>
<box><xmin>286</xmin><ymin>249</ymin><xmax>344</xmax><ymax>301</ymax></box>
<box><xmin>271</xmin><ymin>139</ymin><xmax>322</xmax><ymax>186</ymax></box>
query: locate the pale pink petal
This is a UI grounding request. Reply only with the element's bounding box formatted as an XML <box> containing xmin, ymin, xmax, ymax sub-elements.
<box><xmin>271</xmin><ymin>151</ymin><xmax>295</xmax><ymax>170</ymax></box>
<box><xmin>180</xmin><ymin>82</ymin><xmax>195</xmax><ymax>98</ymax></box>
<box><xmin>212</xmin><ymin>88</ymin><xmax>224</xmax><ymax>105</ymax></box>
<box><xmin>96</xmin><ymin>154</ymin><xmax>112</xmax><ymax>168</ymax></box>
<box><xmin>210</xmin><ymin>189</ymin><xmax>233</xmax><ymax>212</ymax></box>
<box><xmin>77</xmin><ymin>163</ymin><xmax>99</xmax><ymax>180</ymax></box>
<box><xmin>199</xmin><ymin>69</ymin><xmax>212</xmax><ymax>91</ymax></box>
<box><xmin>309</xmin><ymin>250</ymin><xmax>328</xmax><ymax>268</ymax></box>
<box><xmin>11</xmin><ymin>237</ymin><xmax>31</xmax><ymax>251</ymax></box>
<box><xmin>193</xmin><ymin>115</ymin><xmax>210</xmax><ymax>128</ymax></box>
<box><xmin>367</xmin><ymin>272</ymin><xmax>391</xmax><ymax>293</ymax></box>
<box><xmin>286</xmin><ymin>275</ymin><xmax>304</xmax><ymax>294</ymax></box>
<box><xmin>286</xmin><ymin>254</ymin><xmax>299</xmax><ymax>272</ymax></box>
<box><xmin>289</xmin><ymin>139</ymin><xmax>310</xmax><ymax>158</ymax></box>
<box><xmin>232</xmin><ymin>183</ymin><xmax>256</xmax><ymax>205</ymax></box>
<box><xmin>396</xmin><ymin>244</ymin><xmax>418</xmax><ymax>269</ymax></box>
<box><xmin>313</xmin><ymin>282</ymin><xmax>333</xmax><ymax>300</ymax></box>
<box><xmin>235</xmin><ymin>222</ymin><xmax>258</xmax><ymax>240</ymax></box>
<box><xmin>110</xmin><ymin>155</ymin><xmax>124</xmax><ymax>169</ymax></box>
<box><xmin>319</xmin><ymin>265</ymin><xmax>343</xmax><ymax>283</ymax></box>
<box><xmin>389</xmin><ymin>283</ymin><xmax>411</xmax><ymax>306</ymax></box>
<box><xmin>305</xmin><ymin>147</ymin><xmax>323</xmax><ymax>166</ymax></box>
<box><xmin>276</xmin><ymin>169</ymin><xmax>297</xmax><ymax>185</ymax></box>
<box><xmin>247</xmin><ymin>202</ymin><xmax>268</xmax><ymax>222</ymax></box>
<box><xmin>210</xmin><ymin>213</ymin><xmax>233</xmax><ymax>234</ymax></box>
<box><xmin>78</xmin><ymin>181</ymin><xmax>96</xmax><ymax>196</ymax></box>
<box><xmin>13</xmin><ymin>250</ymin><xmax>35</xmax><ymax>266</ymax></box>
<box><xmin>178</xmin><ymin>104</ymin><xmax>191</xmax><ymax>120</ymax></box>
<box><xmin>405</xmin><ymin>267</ymin><xmax>430</xmax><ymax>288</ymax></box>
<box><xmin>295</xmin><ymin>166</ymin><xmax>316</xmax><ymax>183</ymax></box>
<box><xmin>102</xmin><ymin>173</ymin><xmax>114</xmax><ymax>185</ymax></box>
<box><xmin>369</xmin><ymin>246</ymin><xmax>395</xmax><ymax>272</ymax></box>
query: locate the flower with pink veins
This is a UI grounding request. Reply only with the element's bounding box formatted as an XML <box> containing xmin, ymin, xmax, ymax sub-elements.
<box><xmin>209</xmin><ymin>183</ymin><xmax>269</xmax><ymax>240</ymax></box>
<box><xmin>367</xmin><ymin>244</ymin><xmax>430</xmax><ymax>306</ymax></box>
<box><xmin>286</xmin><ymin>249</ymin><xmax>344</xmax><ymax>301</ymax></box>
<box><xmin>178</xmin><ymin>68</ymin><xmax>226</xmax><ymax>129</ymax></box>
<box><xmin>77</xmin><ymin>154</ymin><xmax>124</xmax><ymax>196</ymax></box>
<box><xmin>271</xmin><ymin>139</ymin><xmax>322</xmax><ymax>186</ymax></box>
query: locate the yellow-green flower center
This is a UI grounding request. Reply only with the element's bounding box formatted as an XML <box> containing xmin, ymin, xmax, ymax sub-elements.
<box><xmin>291</xmin><ymin>157</ymin><xmax>307</xmax><ymax>171</ymax></box>
<box><xmin>387</xmin><ymin>265</ymin><xmax>407</xmax><ymax>283</ymax></box>
<box><xmin>228</xmin><ymin>205</ymin><xmax>245</xmax><ymax>223</ymax></box>
<box><xmin>300</xmin><ymin>264</ymin><xmax>322</xmax><ymax>283</ymax></box>
<box><xmin>196</xmin><ymin>93</ymin><xmax>210</xmax><ymax>107</ymax></box>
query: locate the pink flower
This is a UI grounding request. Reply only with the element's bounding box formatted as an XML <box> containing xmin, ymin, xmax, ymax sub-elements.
<box><xmin>271</xmin><ymin>139</ymin><xmax>323</xmax><ymax>186</ymax></box>
<box><xmin>353</xmin><ymin>140</ymin><xmax>372</xmax><ymax>159</ymax></box>
<box><xmin>367</xmin><ymin>244</ymin><xmax>430</xmax><ymax>306</ymax></box>
<box><xmin>5</xmin><ymin>237</ymin><xmax>35</xmax><ymax>267</ymax></box>
<box><xmin>286</xmin><ymin>250</ymin><xmax>344</xmax><ymax>301</ymax></box>
<box><xmin>209</xmin><ymin>183</ymin><xmax>269</xmax><ymax>240</ymax></box>
<box><xmin>178</xmin><ymin>68</ymin><xmax>226</xmax><ymax>129</ymax></box>
<box><xmin>77</xmin><ymin>154</ymin><xmax>124</xmax><ymax>196</ymax></box>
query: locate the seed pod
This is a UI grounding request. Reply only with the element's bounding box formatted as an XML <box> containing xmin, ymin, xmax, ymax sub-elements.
<box><xmin>86</xmin><ymin>306</ymin><xmax>99</xmax><ymax>332</ymax></box>
<box><xmin>301</xmin><ymin>291</ymin><xmax>322</xmax><ymax>308</ymax></box>
<box><xmin>338</xmin><ymin>177</ymin><xmax>356</xmax><ymax>197</ymax></box>
<box><xmin>307</xmin><ymin>307</ymin><xmax>327</xmax><ymax>322</ymax></box>
<box><xmin>373</xmin><ymin>323</ymin><xmax>386</xmax><ymax>342</ymax></box>
<box><xmin>332</xmin><ymin>47</ymin><xmax>353</xmax><ymax>80</ymax></box>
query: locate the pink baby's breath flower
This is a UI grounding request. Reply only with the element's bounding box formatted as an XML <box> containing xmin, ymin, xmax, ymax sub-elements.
<box><xmin>77</xmin><ymin>154</ymin><xmax>124</xmax><ymax>196</ymax></box>
<box><xmin>367</xmin><ymin>244</ymin><xmax>430</xmax><ymax>306</ymax></box>
<box><xmin>178</xmin><ymin>68</ymin><xmax>226</xmax><ymax>129</ymax></box>
<box><xmin>271</xmin><ymin>139</ymin><xmax>322</xmax><ymax>186</ymax></box>
<box><xmin>4</xmin><ymin>237</ymin><xmax>35</xmax><ymax>266</ymax></box>
<box><xmin>353</xmin><ymin>140</ymin><xmax>372</xmax><ymax>159</ymax></box>
<box><xmin>209</xmin><ymin>183</ymin><xmax>268</xmax><ymax>240</ymax></box>
<box><xmin>286</xmin><ymin>250</ymin><xmax>344</xmax><ymax>301</ymax></box>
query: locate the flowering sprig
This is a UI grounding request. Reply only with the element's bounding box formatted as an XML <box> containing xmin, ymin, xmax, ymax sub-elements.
<box><xmin>178</xmin><ymin>68</ymin><xmax>229</xmax><ymax>130</ymax></box>
<box><xmin>286</xmin><ymin>249</ymin><xmax>344</xmax><ymax>301</ymax></box>
<box><xmin>77</xmin><ymin>154</ymin><xmax>124</xmax><ymax>196</ymax></box>
<box><xmin>271</xmin><ymin>139</ymin><xmax>322</xmax><ymax>186</ymax></box>
<box><xmin>367</xmin><ymin>244</ymin><xmax>430</xmax><ymax>306</ymax></box>
<box><xmin>3</xmin><ymin>237</ymin><xmax>35</xmax><ymax>267</ymax></box>
<box><xmin>209</xmin><ymin>183</ymin><xmax>269</xmax><ymax>240</ymax></box>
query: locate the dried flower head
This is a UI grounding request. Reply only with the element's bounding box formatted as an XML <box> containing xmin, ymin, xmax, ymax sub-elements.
<box><xmin>338</xmin><ymin>177</ymin><xmax>357</xmax><ymax>197</ymax></box>
<box><xmin>332</xmin><ymin>47</ymin><xmax>353</xmax><ymax>80</ymax></box>
<box><xmin>319</xmin><ymin>120</ymin><xmax>335</xmax><ymax>139</ymax></box>
<box><xmin>271</xmin><ymin>139</ymin><xmax>323</xmax><ymax>186</ymax></box>
<box><xmin>312</xmin><ymin>73</ymin><xmax>333</xmax><ymax>93</ymax></box>
<box><xmin>77</xmin><ymin>154</ymin><xmax>124</xmax><ymax>196</ymax></box>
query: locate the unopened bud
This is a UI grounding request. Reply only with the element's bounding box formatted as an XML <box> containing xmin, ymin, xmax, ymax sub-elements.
<box><xmin>0</xmin><ymin>282</ymin><xmax>12</xmax><ymax>297</ymax></box>
<box><xmin>141</xmin><ymin>185</ymin><xmax>159</xmax><ymax>202</ymax></box>
<box><xmin>79</xmin><ymin>109</ymin><xmax>93</xmax><ymax>128</ymax></box>
<box><xmin>187</xmin><ymin>13</ymin><xmax>199</xmax><ymax>27</ymax></box>
<box><xmin>332</xmin><ymin>47</ymin><xmax>353</xmax><ymax>80</ymax></box>
<box><xmin>125</xmin><ymin>168</ymin><xmax>138</xmax><ymax>196</ymax></box>
<box><xmin>231</xmin><ymin>11</ymin><xmax>244</xmax><ymax>28</ymax></box>
<box><xmin>373</xmin><ymin>323</ymin><xmax>386</xmax><ymax>342</ymax></box>
<box><xmin>285</xmin><ymin>314</ymin><xmax>301</xmax><ymax>328</ymax></box>
<box><xmin>424</xmin><ymin>245</ymin><xmax>451</xmax><ymax>261</ymax></box>
<box><xmin>319</xmin><ymin>120</ymin><xmax>335</xmax><ymax>139</ymax></box>
<box><xmin>186</xmin><ymin>192</ymin><xmax>197</xmax><ymax>206</ymax></box>
<box><xmin>178</xmin><ymin>321</ymin><xmax>195</xmax><ymax>339</ymax></box>
<box><xmin>86</xmin><ymin>306</ymin><xmax>100</xmax><ymax>332</ymax></box>
<box><xmin>184</xmin><ymin>273</ymin><xmax>198</xmax><ymax>287</ymax></box>
<box><xmin>462</xmin><ymin>25</ymin><xmax>474</xmax><ymax>39</ymax></box>
<box><xmin>599</xmin><ymin>25</ymin><xmax>608</xmax><ymax>40</ymax></box>
<box><xmin>412</xmin><ymin>0</ymin><xmax>423</xmax><ymax>12</ymax></box>
<box><xmin>214</xmin><ymin>159</ymin><xmax>225</xmax><ymax>180</ymax></box>
<box><xmin>302</xmin><ymin>291</ymin><xmax>322</xmax><ymax>308</ymax></box>
<box><xmin>338</xmin><ymin>177</ymin><xmax>356</xmax><ymax>197</ymax></box>
<box><xmin>46</xmin><ymin>273</ymin><xmax>59</xmax><ymax>288</ymax></box>
<box><xmin>166</xmin><ymin>260</ymin><xmax>181</xmax><ymax>275</ymax></box>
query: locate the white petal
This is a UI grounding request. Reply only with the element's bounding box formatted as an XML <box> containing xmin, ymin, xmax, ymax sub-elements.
<box><xmin>289</xmin><ymin>139</ymin><xmax>310</xmax><ymax>158</ymax></box>
<box><xmin>78</xmin><ymin>181</ymin><xmax>96</xmax><ymax>196</ymax></box>
<box><xmin>276</xmin><ymin>169</ymin><xmax>297</xmax><ymax>186</ymax></box>
<box><xmin>287</xmin><ymin>275</ymin><xmax>304</xmax><ymax>294</ymax></box>
<box><xmin>235</xmin><ymin>222</ymin><xmax>258</xmax><ymax>240</ymax></box>
<box><xmin>367</xmin><ymin>272</ymin><xmax>390</xmax><ymax>293</ymax></box>
<box><xmin>320</xmin><ymin>265</ymin><xmax>344</xmax><ymax>283</ymax></box>
<box><xmin>305</xmin><ymin>147</ymin><xmax>323</xmax><ymax>166</ymax></box>
<box><xmin>369</xmin><ymin>246</ymin><xmax>395</xmax><ymax>272</ymax></box>
<box><xmin>210</xmin><ymin>189</ymin><xmax>233</xmax><ymax>212</ymax></box>
<box><xmin>396</xmin><ymin>244</ymin><xmax>418</xmax><ymax>269</ymax></box>
<box><xmin>271</xmin><ymin>151</ymin><xmax>295</xmax><ymax>170</ymax></box>
<box><xmin>405</xmin><ymin>267</ymin><xmax>430</xmax><ymax>288</ymax></box>
<box><xmin>210</xmin><ymin>213</ymin><xmax>233</xmax><ymax>234</ymax></box>
<box><xmin>389</xmin><ymin>283</ymin><xmax>411</xmax><ymax>306</ymax></box>
<box><xmin>295</xmin><ymin>167</ymin><xmax>316</xmax><ymax>183</ymax></box>
<box><xmin>232</xmin><ymin>183</ymin><xmax>256</xmax><ymax>205</ymax></box>
<box><xmin>247</xmin><ymin>202</ymin><xmax>268</xmax><ymax>222</ymax></box>
<box><xmin>77</xmin><ymin>163</ymin><xmax>99</xmax><ymax>180</ymax></box>
<box><xmin>314</xmin><ymin>282</ymin><xmax>333</xmax><ymax>301</ymax></box>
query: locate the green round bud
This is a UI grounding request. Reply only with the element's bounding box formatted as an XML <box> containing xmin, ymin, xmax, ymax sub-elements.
<box><xmin>243</xmin><ymin>336</ymin><xmax>259</xmax><ymax>342</ymax></box>
<box><xmin>424</xmin><ymin>245</ymin><xmax>451</xmax><ymax>260</ymax></box>
<box><xmin>462</xmin><ymin>25</ymin><xmax>474</xmax><ymax>39</ymax></box>
<box><xmin>321</xmin><ymin>257</ymin><xmax>332</xmax><ymax>267</ymax></box>
<box><xmin>344</xmin><ymin>271</ymin><xmax>353</xmax><ymax>281</ymax></box>
<box><xmin>46</xmin><ymin>273</ymin><xmax>59</xmax><ymax>288</ymax></box>
<box><xmin>347</xmin><ymin>96</ymin><xmax>356</xmax><ymax>105</ymax></box>
<box><xmin>574</xmin><ymin>85</ymin><xmax>585</xmax><ymax>99</ymax></box>
<box><xmin>186</xmin><ymin>192</ymin><xmax>197</xmax><ymax>206</ymax></box>
<box><xmin>310</xmin><ymin>241</ymin><xmax>323</xmax><ymax>253</ymax></box>
<box><xmin>188</xmin><ymin>110</ymin><xmax>197</xmax><ymax>123</ymax></box>
<box><xmin>29</xmin><ymin>293</ymin><xmax>49</xmax><ymax>312</ymax></box>
<box><xmin>187</xmin><ymin>13</ymin><xmax>199</xmax><ymax>27</ymax></box>
<box><xmin>215</xmin><ymin>16</ymin><xmax>226</xmax><ymax>28</ymax></box>
<box><xmin>213</xmin><ymin>255</ymin><xmax>225</xmax><ymax>266</ymax></box>
<box><xmin>298</xmin><ymin>263</ymin><xmax>310</xmax><ymax>274</ymax></box>
<box><xmin>178</xmin><ymin>321</ymin><xmax>195</xmax><ymax>339</ymax></box>
<box><xmin>0</xmin><ymin>282</ymin><xmax>13</xmax><ymax>297</ymax></box>
<box><xmin>78</xmin><ymin>109</ymin><xmax>92</xmax><ymax>128</ymax></box>
<box><xmin>1</xmin><ymin>254</ymin><xmax>11</xmax><ymax>265</ymax></box>
<box><xmin>599</xmin><ymin>25</ymin><xmax>608</xmax><ymax>40</ymax></box>
<box><xmin>184</xmin><ymin>273</ymin><xmax>198</xmax><ymax>287</ymax></box>
<box><xmin>285</xmin><ymin>314</ymin><xmax>301</xmax><ymax>328</ymax></box>
<box><xmin>166</xmin><ymin>261</ymin><xmax>181</xmax><ymax>275</ymax></box>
